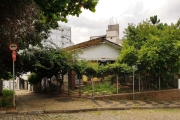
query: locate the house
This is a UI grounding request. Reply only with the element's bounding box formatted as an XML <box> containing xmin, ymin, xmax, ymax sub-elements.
<box><xmin>64</xmin><ymin>36</ymin><xmax>121</xmax><ymax>62</ymax></box>
<box><xmin>15</xmin><ymin>72</ymin><xmax>34</xmax><ymax>91</ymax></box>
<box><xmin>63</xmin><ymin>25</ymin><xmax>121</xmax><ymax>89</ymax></box>
<box><xmin>3</xmin><ymin>80</ymin><xmax>14</xmax><ymax>90</ymax></box>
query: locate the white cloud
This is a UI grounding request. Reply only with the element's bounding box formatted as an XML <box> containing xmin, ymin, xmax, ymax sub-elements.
<box><xmin>58</xmin><ymin>0</ymin><xmax>180</xmax><ymax>44</ymax></box>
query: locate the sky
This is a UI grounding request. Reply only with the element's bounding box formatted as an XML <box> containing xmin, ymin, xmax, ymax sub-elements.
<box><xmin>58</xmin><ymin>0</ymin><xmax>180</xmax><ymax>44</ymax></box>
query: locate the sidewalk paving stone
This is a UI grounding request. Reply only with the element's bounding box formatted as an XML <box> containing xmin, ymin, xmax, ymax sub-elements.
<box><xmin>1</xmin><ymin>89</ymin><xmax>180</xmax><ymax>115</ymax></box>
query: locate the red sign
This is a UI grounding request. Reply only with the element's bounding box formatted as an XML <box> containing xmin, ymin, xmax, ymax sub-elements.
<box><xmin>12</xmin><ymin>51</ymin><xmax>16</xmax><ymax>61</ymax></box>
<box><xmin>9</xmin><ymin>44</ymin><xmax>18</xmax><ymax>51</ymax></box>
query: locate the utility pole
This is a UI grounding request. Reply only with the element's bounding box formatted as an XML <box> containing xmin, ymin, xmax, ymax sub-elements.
<box><xmin>116</xmin><ymin>74</ymin><xmax>118</xmax><ymax>94</ymax></box>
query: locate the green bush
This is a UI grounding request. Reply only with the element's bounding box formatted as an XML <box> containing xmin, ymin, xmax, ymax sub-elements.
<box><xmin>0</xmin><ymin>89</ymin><xmax>13</xmax><ymax>107</ymax></box>
<box><xmin>2</xmin><ymin>89</ymin><xmax>14</xmax><ymax>97</ymax></box>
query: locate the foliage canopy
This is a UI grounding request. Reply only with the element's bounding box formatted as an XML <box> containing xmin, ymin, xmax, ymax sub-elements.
<box><xmin>0</xmin><ymin>0</ymin><xmax>98</xmax><ymax>79</ymax></box>
<box><xmin>118</xmin><ymin>16</ymin><xmax>180</xmax><ymax>88</ymax></box>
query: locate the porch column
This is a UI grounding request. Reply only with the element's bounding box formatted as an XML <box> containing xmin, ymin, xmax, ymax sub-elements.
<box><xmin>68</xmin><ymin>70</ymin><xmax>76</xmax><ymax>89</ymax></box>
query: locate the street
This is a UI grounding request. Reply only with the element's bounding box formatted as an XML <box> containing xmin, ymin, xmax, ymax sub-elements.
<box><xmin>1</xmin><ymin>109</ymin><xmax>180</xmax><ymax>120</ymax></box>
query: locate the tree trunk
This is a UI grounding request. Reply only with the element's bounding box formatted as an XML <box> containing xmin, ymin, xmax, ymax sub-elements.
<box><xmin>101</xmin><ymin>76</ymin><xmax>104</xmax><ymax>84</ymax></box>
<box><xmin>149</xmin><ymin>79</ymin><xmax>150</xmax><ymax>90</ymax></box>
<box><xmin>59</xmin><ymin>74</ymin><xmax>64</xmax><ymax>92</ymax></box>
<box><xmin>91</xmin><ymin>77</ymin><xmax>94</xmax><ymax>97</ymax></box>
<box><xmin>145</xmin><ymin>75</ymin><xmax>147</xmax><ymax>90</ymax></box>
<box><xmin>56</xmin><ymin>77</ymin><xmax>59</xmax><ymax>93</ymax></box>
<box><xmin>79</xmin><ymin>78</ymin><xmax>81</xmax><ymax>96</ymax></box>
<box><xmin>139</xmin><ymin>73</ymin><xmax>140</xmax><ymax>92</ymax></box>
<box><xmin>116</xmin><ymin>74</ymin><xmax>119</xmax><ymax>94</ymax></box>
<box><xmin>159</xmin><ymin>73</ymin><xmax>161</xmax><ymax>90</ymax></box>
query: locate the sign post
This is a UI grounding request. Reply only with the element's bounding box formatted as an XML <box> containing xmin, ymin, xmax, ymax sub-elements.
<box><xmin>9</xmin><ymin>44</ymin><xmax>18</xmax><ymax>107</ymax></box>
<box><xmin>12</xmin><ymin>51</ymin><xmax>16</xmax><ymax>61</ymax></box>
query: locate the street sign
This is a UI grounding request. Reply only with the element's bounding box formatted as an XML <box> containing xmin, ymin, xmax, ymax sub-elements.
<box><xmin>9</xmin><ymin>43</ymin><xmax>18</xmax><ymax>51</ymax></box>
<box><xmin>12</xmin><ymin>51</ymin><xmax>16</xmax><ymax>61</ymax></box>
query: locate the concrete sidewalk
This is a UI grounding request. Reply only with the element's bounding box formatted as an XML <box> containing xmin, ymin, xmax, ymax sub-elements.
<box><xmin>1</xmin><ymin>90</ymin><xmax>180</xmax><ymax>114</ymax></box>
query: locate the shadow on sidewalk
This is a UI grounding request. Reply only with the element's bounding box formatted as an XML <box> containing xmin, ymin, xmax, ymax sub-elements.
<box><xmin>15</xmin><ymin>90</ymin><xmax>96</xmax><ymax>111</ymax></box>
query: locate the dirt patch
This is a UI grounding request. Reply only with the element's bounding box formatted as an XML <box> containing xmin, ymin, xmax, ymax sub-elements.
<box><xmin>94</xmin><ymin>89</ymin><xmax>180</xmax><ymax>101</ymax></box>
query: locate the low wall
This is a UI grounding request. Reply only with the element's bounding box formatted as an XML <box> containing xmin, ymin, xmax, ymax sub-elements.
<box><xmin>94</xmin><ymin>89</ymin><xmax>180</xmax><ymax>101</ymax></box>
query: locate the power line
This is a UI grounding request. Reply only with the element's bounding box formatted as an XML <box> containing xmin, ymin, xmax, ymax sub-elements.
<box><xmin>61</xmin><ymin>18</ymin><xmax>78</xmax><ymax>39</ymax></box>
<box><xmin>70</xmin><ymin>18</ymin><xmax>78</xmax><ymax>28</ymax></box>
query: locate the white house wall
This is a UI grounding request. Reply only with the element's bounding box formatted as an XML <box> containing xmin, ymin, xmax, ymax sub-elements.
<box><xmin>20</xmin><ymin>72</ymin><xmax>31</xmax><ymax>81</ymax></box>
<box><xmin>3</xmin><ymin>80</ymin><xmax>15</xmax><ymax>90</ymax></box>
<box><xmin>3</xmin><ymin>80</ymin><xmax>10</xmax><ymax>89</ymax></box>
<box><xmin>78</xmin><ymin>43</ymin><xmax>119</xmax><ymax>61</ymax></box>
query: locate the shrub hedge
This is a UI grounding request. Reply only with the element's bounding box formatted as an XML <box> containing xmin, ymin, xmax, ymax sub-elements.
<box><xmin>0</xmin><ymin>89</ymin><xmax>13</xmax><ymax>107</ymax></box>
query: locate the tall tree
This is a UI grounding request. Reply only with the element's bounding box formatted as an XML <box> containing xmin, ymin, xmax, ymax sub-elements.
<box><xmin>150</xmin><ymin>15</ymin><xmax>160</xmax><ymax>25</ymax></box>
<box><xmin>119</xmin><ymin>17</ymin><xmax>180</xmax><ymax>89</ymax></box>
<box><xmin>19</xmin><ymin>47</ymin><xmax>72</xmax><ymax>90</ymax></box>
<box><xmin>0</xmin><ymin>0</ymin><xmax>98</xmax><ymax>79</ymax></box>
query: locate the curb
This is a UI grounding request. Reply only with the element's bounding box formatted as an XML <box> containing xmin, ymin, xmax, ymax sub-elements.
<box><xmin>6</xmin><ymin>110</ymin><xmax>19</xmax><ymax>114</ymax></box>
<box><xmin>1</xmin><ymin>105</ymin><xmax>180</xmax><ymax>115</ymax></box>
<box><xmin>0</xmin><ymin>111</ymin><xmax>6</xmax><ymax>114</ymax></box>
<box><xmin>28</xmin><ymin>110</ymin><xmax>44</xmax><ymax>114</ymax></box>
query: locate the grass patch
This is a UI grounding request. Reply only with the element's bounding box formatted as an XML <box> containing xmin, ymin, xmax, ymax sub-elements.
<box><xmin>95</xmin><ymin>111</ymin><xmax>102</xmax><ymax>115</ymax></box>
<box><xmin>133</xmin><ymin>104</ymin><xmax>140</xmax><ymax>106</ymax></box>
<box><xmin>82</xmin><ymin>82</ymin><xmax>116</xmax><ymax>95</ymax></box>
<box><xmin>92</xmin><ymin>105</ymin><xmax>97</xmax><ymax>108</ymax></box>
